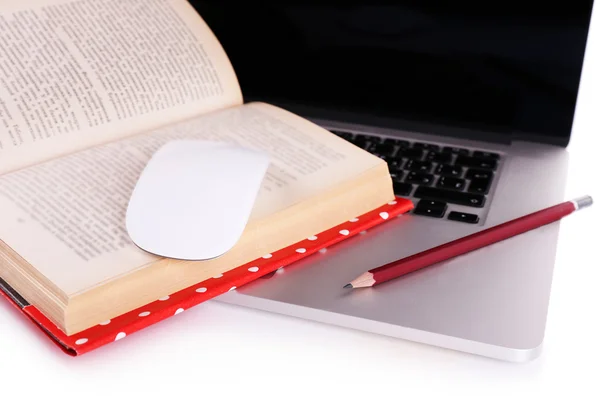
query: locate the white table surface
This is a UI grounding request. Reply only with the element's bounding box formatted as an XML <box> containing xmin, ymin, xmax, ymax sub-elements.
<box><xmin>2</xmin><ymin>8</ymin><xmax>600</xmax><ymax>400</ymax></box>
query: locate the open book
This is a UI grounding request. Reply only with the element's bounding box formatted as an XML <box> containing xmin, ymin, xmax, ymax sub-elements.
<box><xmin>0</xmin><ymin>0</ymin><xmax>401</xmax><ymax>338</ymax></box>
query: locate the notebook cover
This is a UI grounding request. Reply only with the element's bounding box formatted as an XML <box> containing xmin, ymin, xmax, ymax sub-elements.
<box><xmin>0</xmin><ymin>197</ymin><xmax>413</xmax><ymax>356</ymax></box>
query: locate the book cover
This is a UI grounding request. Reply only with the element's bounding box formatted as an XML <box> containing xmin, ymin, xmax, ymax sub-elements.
<box><xmin>0</xmin><ymin>198</ymin><xmax>413</xmax><ymax>356</ymax></box>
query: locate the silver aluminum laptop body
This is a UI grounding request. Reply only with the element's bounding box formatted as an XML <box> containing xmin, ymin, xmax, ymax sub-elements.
<box><xmin>191</xmin><ymin>1</ymin><xmax>594</xmax><ymax>361</ymax></box>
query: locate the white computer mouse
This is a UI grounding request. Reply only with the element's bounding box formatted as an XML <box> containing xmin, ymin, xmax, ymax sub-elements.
<box><xmin>126</xmin><ymin>140</ymin><xmax>270</xmax><ymax>260</ymax></box>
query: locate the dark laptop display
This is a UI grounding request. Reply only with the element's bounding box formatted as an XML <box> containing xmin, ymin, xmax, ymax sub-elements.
<box><xmin>191</xmin><ymin>2</ymin><xmax>594</xmax><ymax>146</ymax></box>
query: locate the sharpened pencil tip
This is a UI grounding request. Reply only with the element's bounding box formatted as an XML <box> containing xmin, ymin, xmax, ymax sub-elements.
<box><xmin>343</xmin><ymin>283</ymin><xmax>352</xmax><ymax>289</ymax></box>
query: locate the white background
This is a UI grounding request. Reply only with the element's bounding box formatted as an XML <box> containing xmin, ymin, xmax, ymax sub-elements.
<box><xmin>2</xmin><ymin>5</ymin><xmax>600</xmax><ymax>400</ymax></box>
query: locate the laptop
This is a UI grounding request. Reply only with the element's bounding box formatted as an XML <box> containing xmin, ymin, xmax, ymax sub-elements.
<box><xmin>190</xmin><ymin>1</ymin><xmax>595</xmax><ymax>362</ymax></box>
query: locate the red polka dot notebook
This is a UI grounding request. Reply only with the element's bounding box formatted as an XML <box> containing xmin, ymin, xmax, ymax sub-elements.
<box><xmin>0</xmin><ymin>197</ymin><xmax>413</xmax><ymax>356</ymax></box>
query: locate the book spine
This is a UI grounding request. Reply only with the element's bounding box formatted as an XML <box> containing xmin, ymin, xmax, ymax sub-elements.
<box><xmin>0</xmin><ymin>277</ymin><xmax>76</xmax><ymax>356</ymax></box>
<box><xmin>0</xmin><ymin>277</ymin><xmax>29</xmax><ymax>309</ymax></box>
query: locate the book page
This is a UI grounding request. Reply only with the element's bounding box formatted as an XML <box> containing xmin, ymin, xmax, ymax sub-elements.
<box><xmin>0</xmin><ymin>0</ymin><xmax>242</xmax><ymax>175</ymax></box>
<box><xmin>0</xmin><ymin>102</ymin><xmax>383</xmax><ymax>295</ymax></box>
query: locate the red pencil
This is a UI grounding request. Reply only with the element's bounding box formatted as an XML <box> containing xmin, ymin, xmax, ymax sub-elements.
<box><xmin>344</xmin><ymin>196</ymin><xmax>593</xmax><ymax>289</ymax></box>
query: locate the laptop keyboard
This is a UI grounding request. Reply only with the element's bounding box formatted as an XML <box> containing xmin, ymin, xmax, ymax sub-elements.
<box><xmin>329</xmin><ymin>129</ymin><xmax>504</xmax><ymax>224</ymax></box>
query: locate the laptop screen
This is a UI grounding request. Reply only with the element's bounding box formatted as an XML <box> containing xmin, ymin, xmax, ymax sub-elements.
<box><xmin>190</xmin><ymin>2</ymin><xmax>594</xmax><ymax>146</ymax></box>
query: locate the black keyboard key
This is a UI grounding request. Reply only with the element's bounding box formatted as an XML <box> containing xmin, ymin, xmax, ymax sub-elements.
<box><xmin>448</xmin><ymin>211</ymin><xmax>480</xmax><ymax>224</ymax></box>
<box><xmin>465</xmin><ymin>168</ymin><xmax>493</xmax><ymax>180</ymax></box>
<box><xmin>467</xmin><ymin>177</ymin><xmax>492</xmax><ymax>194</ymax></box>
<box><xmin>372</xmin><ymin>153</ymin><xmax>390</xmax><ymax>162</ymax></box>
<box><xmin>413</xmin><ymin>142</ymin><xmax>440</xmax><ymax>151</ymax></box>
<box><xmin>350</xmin><ymin>134</ymin><xmax>370</xmax><ymax>149</ymax></box>
<box><xmin>397</xmin><ymin>143</ymin><xmax>411</xmax><ymax>152</ymax></box>
<box><xmin>389</xmin><ymin>171</ymin><xmax>404</xmax><ymax>182</ymax></box>
<box><xmin>455</xmin><ymin>155</ymin><xmax>497</xmax><ymax>170</ymax></box>
<box><xmin>393</xmin><ymin>182</ymin><xmax>413</xmax><ymax>196</ymax></box>
<box><xmin>383</xmin><ymin>138</ymin><xmax>410</xmax><ymax>147</ymax></box>
<box><xmin>414</xmin><ymin>187</ymin><xmax>486</xmax><ymax>207</ymax></box>
<box><xmin>368</xmin><ymin>136</ymin><xmax>383</xmax><ymax>145</ymax></box>
<box><xmin>397</xmin><ymin>148</ymin><xmax>424</xmax><ymax>160</ymax></box>
<box><xmin>443</xmin><ymin>146</ymin><xmax>470</xmax><ymax>155</ymax></box>
<box><xmin>388</xmin><ymin>158</ymin><xmax>405</xmax><ymax>172</ymax></box>
<box><xmin>436</xmin><ymin>164</ymin><xmax>463</xmax><ymax>177</ymax></box>
<box><xmin>406</xmin><ymin>172</ymin><xmax>434</xmax><ymax>186</ymax></box>
<box><xmin>417</xmin><ymin>199</ymin><xmax>447</xmax><ymax>210</ymax></box>
<box><xmin>437</xmin><ymin>176</ymin><xmax>466</xmax><ymax>191</ymax></box>
<box><xmin>404</xmin><ymin>160</ymin><xmax>432</xmax><ymax>172</ymax></box>
<box><xmin>370</xmin><ymin>142</ymin><xmax>396</xmax><ymax>156</ymax></box>
<box><xmin>426</xmin><ymin>151</ymin><xmax>453</xmax><ymax>164</ymax></box>
<box><xmin>413</xmin><ymin>199</ymin><xmax>447</xmax><ymax>218</ymax></box>
<box><xmin>473</xmin><ymin>151</ymin><xmax>500</xmax><ymax>159</ymax></box>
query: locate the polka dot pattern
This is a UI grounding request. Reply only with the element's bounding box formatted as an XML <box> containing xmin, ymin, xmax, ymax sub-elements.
<box><xmin>11</xmin><ymin>197</ymin><xmax>413</xmax><ymax>356</ymax></box>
